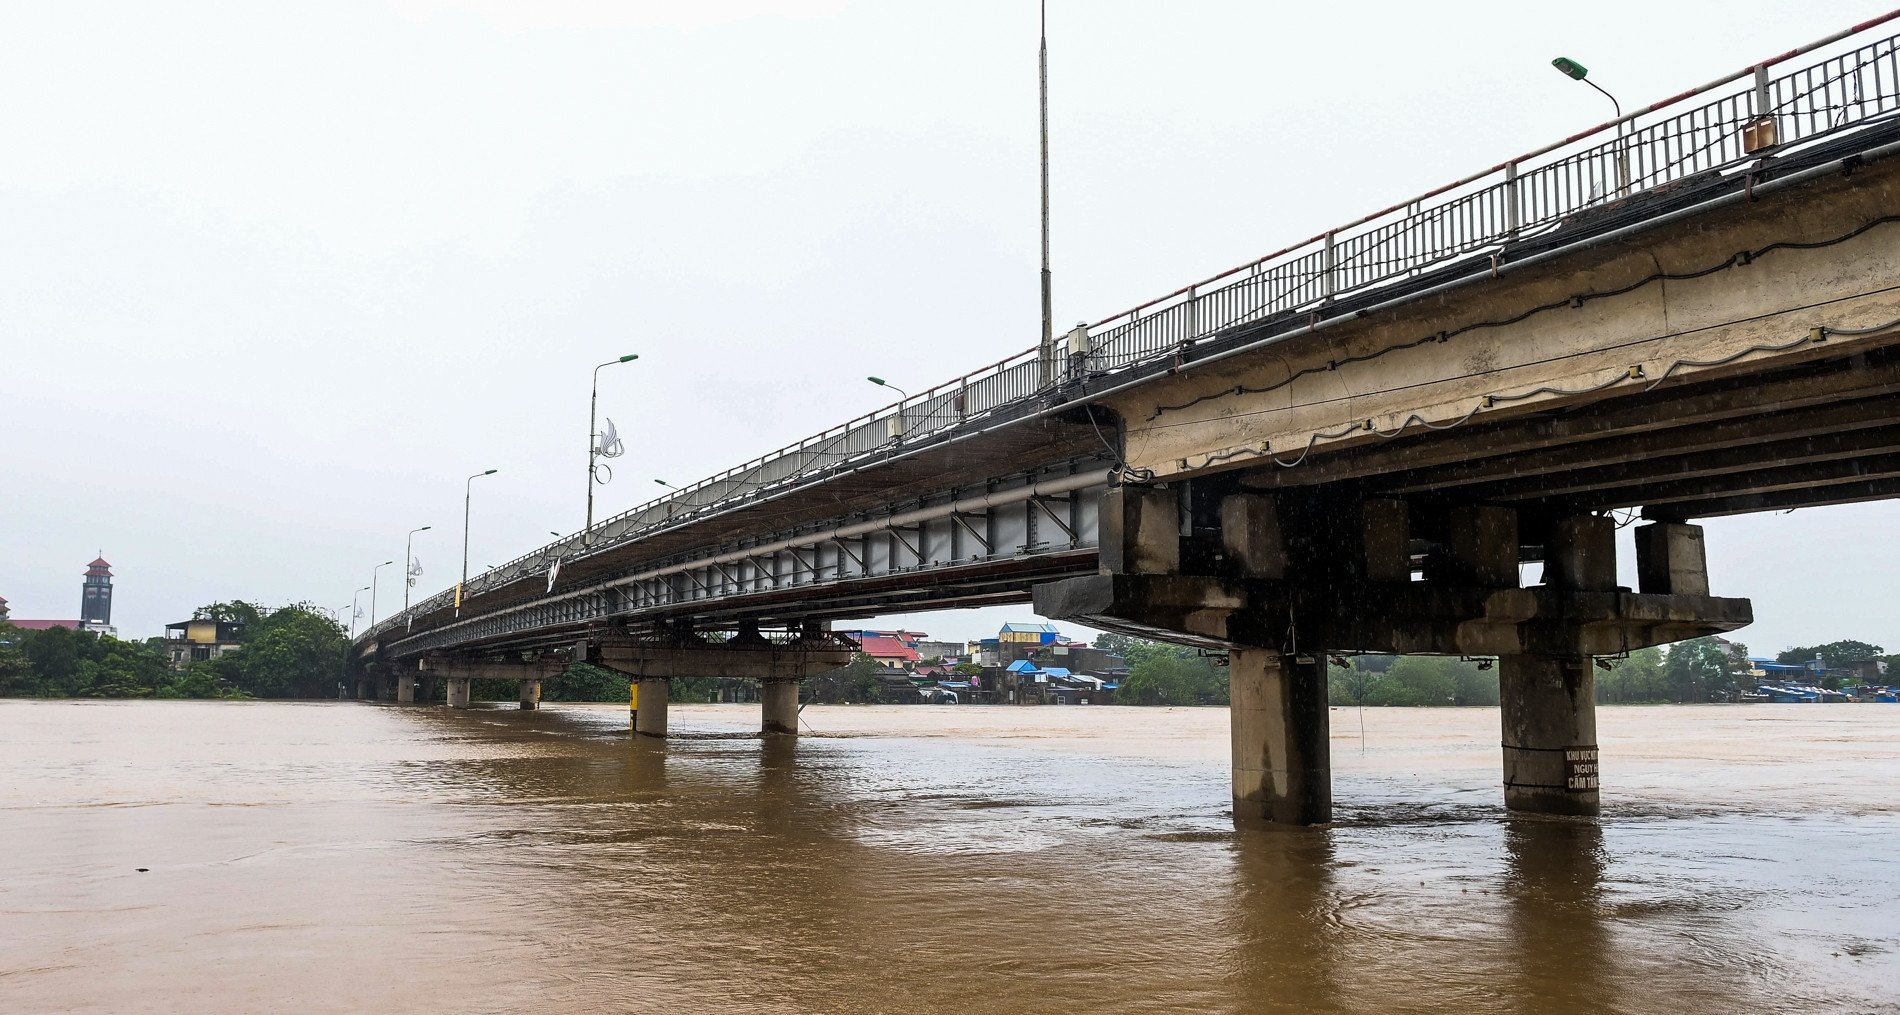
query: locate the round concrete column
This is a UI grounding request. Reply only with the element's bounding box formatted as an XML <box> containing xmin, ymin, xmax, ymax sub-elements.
<box><xmin>1229</xmin><ymin>648</ymin><xmax>1331</xmax><ymax>825</ymax></box>
<box><xmin>761</xmin><ymin>679</ymin><xmax>801</xmax><ymax>736</ymax></box>
<box><xmin>395</xmin><ymin>673</ymin><xmax>415</xmax><ymax>704</ymax></box>
<box><xmin>1499</xmin><ymin>655</ymin><xmax>1600</xmax><ymax>817</ymax></box>
<box><xmin>519</xmin><ymin>679</ymin><xmax>541</xmax><ymax>710</ymax></box>
<box><xmin>446</xmin><ymin>676</ymin><xmax>472</xmax><ymax>710</ymax></box>
<box><xmin>355</xmin><ymin>677</ymin><xmax>371</xmax><ymax>700</ymax></box>
<box><xmin>633</xmin><ymin>677</ymin><xmax>670</xmax><ymax>737</ymax></box>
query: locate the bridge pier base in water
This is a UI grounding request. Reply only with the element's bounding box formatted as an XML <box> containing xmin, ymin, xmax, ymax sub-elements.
<box><xmin>761</xmin><ymin>678</ymin><xmax>800</xmax><ymax>736</ymax></box>
<box><xmin>633</xmin><ymin>677</ymin><xmax>669</xmax><ymax>737</ymax></box>
<box><xmin>446</xmin><ymin>676</ymin><xmax>471</xmax><ymax>709</ymax></box>
<box><xmin>1500</xmin><ymin>655</ymin><xmax>1599</xmax><ymax>816</ymax></box>
<box><xmin>395</xmin><ymin>672</ymin><xmax>415</xmax><ymax>704</ymax></box>
<box><xmin>519</xmin><ymin>679</ymin><xmax>541</xmax><ymax>710</ymax></box>
<box><xmin>1229</xmin><ymin>649</ymin><xmax>1331</xmax><ymax>825</ymax></box>
<box><xmin>1036</xmin><ymin>486</ymin><xmax>1751</xmax><ymax>827</ymax></box>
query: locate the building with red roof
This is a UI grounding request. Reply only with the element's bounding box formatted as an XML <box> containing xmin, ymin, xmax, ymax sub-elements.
<box><xmin>1</xmin><ymin>555</ymin><xmax>118</xmax><ymax>637</ymax></box>
<box><xmin>842</xmin><ymin>629</ymin><xmax>924</xmax><ymax>668</ymax></box>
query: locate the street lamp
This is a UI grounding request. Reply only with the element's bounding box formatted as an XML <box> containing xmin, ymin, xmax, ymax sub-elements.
<box><xmin>655</xmin><ymin>478</ymin><xmax>677</xmax><ymax>489</ymax></box>
<box><xmin>587</xmin><ymin>354</ymin><xmax>640</xmax><ymax>541</ymax></box>
<box><xmin>350</xmin><ymin>585</ymin><xmax>371</xmax><ymax>639</ymax></box>
<box><xmin>402</xmin><ymin>526</ymin><xmax>431</xmax><ymax>614</ymax></box>
<box><xmin>868</xmin><ymin>376</ymin><xmax>913</xmax><ymax>439</ymax></box>
<box><xmin>460</xmin><ymin>469</ymin><xmax>499</xmax><ymax>616</ymax></box>
<box><xmin>1551</xmin><ymin>56</ymin><xmax>1628</xmax><ymax>196</ymax></box>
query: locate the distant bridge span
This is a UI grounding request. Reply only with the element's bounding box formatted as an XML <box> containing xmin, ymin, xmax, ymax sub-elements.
<box><xmin>357</xmin><ymin>17</ymin><xmax>1900</xmax><ymax>826</ymax></box>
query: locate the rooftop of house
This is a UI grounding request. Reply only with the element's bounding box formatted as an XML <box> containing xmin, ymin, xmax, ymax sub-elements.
<box><xmin>7</xmin><ymin>619</ymin><xmax>83</xmax><ymax>631</ymax></box>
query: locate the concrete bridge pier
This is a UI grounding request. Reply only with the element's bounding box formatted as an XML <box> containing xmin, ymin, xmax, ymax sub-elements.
<box><xmin>446</xmin><ymin>676</ymin><xmax>471</xmax><ymax>709</ymax></box>
<box><xmin>355</xmin><ymin>677</ymin><xmax>370</xmax><ymax>700</ymax></box>
<box><xmin>1497</xmin><ymin>515</ymin><xmax>1613</xmax><ymax>817</ymax></box>
<box><xmin>761</xmin><ymin>678</ymin><xmax>801</xmax><ymax>736</ymax></box>
<box><xmin>1229</xmin><ymin>649</ymin><xmax>1330</xmax><ymax>824</ymax></box>
<box><xmin>395</xmin><ymin>672</ymin><xmax>415</xmax><ymax>704</ymax></box>
<box><xmin>1500</xmin><ymin>655</ymin><xmax>1599</xmax><ymax>816</ymax></box>
<box><xmin>633</xmin><ymin>677</ymin><xmax>669</xmax><ymax>737</ymax></box>
<box><xmin>1035</xmin><ymin>485</ymin><xmax>1749</xmax><ymax>828</ymax></box>
<box><xmin>518</xmin><ymin>679</ymin><xmax>541</xmax><ymax>710</ymax></box>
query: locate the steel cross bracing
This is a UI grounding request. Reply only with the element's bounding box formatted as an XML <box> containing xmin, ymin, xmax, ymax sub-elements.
<box><xmin>361</xmin><ymin>15</ymin><xmax>1900</xmax><ymax>649</ymax></box>
<box><xmin>380</xmin><ymin>464</ymin><xmax>1109</xmax><ymax>658</ymax></box>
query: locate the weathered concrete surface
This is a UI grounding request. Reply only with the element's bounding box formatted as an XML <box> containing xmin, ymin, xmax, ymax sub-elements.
<box><xmin>1229</xmin><ymin>649</ymin><xmax>1331</xmax><ymax>825</ymax></box>
<box><xmin>1111</xmin><ymin>154</ymin><xmax>1900</xmax><ymax>481</ymax></box>
<box><xmin>761</xmin><ymin>679</ymin><xmax>800</xmax><ymax>736</ymax></box>
<box><xmin>1033</xmin><ymin>573</ymin><xmax>1752</xmax><ymax>656</ymax></box>
<box><xmin>595</xmin><ymin>630</ymin><xmax>853</xmax><ymax>681</ymax></box>
<box><xmin>1500</xmin><ymin>655</ymin><xmax>1601</xmax><ymax>817</ymax></box>
<box><xmin>518</xmin><ymin>678</ymin><xmax>541</xmax><ymax>711</ymax></box>
<box><xmin>634</xmin><ymin>677</ymin><xmax>670</xmax><ymax>737</ymax></box>
<box><xmin>446</xmin><ymin>676</ymin><xmax>471</xmax><ymax>710</ymax></box>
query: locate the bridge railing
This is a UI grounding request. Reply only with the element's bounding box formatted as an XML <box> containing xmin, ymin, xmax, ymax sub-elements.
<box><xmin>1082</xmin><ymin>16</ymin><xmax>1900</xmax><ymax>375</ymax></box>
<box><xmin>362</xmin><ymin>13</ymin><xmax>1900</xmax><ymax>646</ymax></box>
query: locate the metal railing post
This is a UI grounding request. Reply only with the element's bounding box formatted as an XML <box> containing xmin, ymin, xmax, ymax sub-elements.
<box><xmin>1505</xmin><ymin>161</ymin><xmax>1521</xmax><ymax>239</ymax></box>
<box><xmin>1322</xmin><ymin>231</ymin><xmax>1337</xmax><ymax>303</ymax></box>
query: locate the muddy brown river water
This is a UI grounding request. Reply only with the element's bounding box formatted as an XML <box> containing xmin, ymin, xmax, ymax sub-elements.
<box><xmin>1</xmin><ymin>700</ymin><xmax>1895</xmax><ymax>1013</ymax></box>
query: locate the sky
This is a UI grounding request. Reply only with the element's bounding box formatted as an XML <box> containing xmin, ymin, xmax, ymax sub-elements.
<box><xmin>2</xmin><ymin>0</ymin><xmax>1895</xmax><ymax>657</ymax></box>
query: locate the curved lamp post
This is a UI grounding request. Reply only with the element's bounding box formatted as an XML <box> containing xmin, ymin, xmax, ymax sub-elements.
<box><xmin>587</xmin><ymin>354</ymin><xmax>639</xmax><ymax>541</ymax></box>
<box><xmin>402</xmin><ymin>526</ymin><xmax>431</xmax><ymax>614</ymax></box>
<box><xmin>1552</xmin><ymin>56</ymin><xmax>1628</xmax><ymax>196</ymax></box>
<box><xmin>350</xmin><ymin>585</ymin><xmax>371</xmax><ymax>639</ymax></box>
<box><xmin>459</xmin><ymin>469</ymin><xmax>498</xmax><ymax>616</ymax></box>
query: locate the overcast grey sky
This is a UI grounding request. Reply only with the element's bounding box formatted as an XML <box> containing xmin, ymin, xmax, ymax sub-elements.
<box><xmin>2</xmin><ymin>0</ymin><xmax>1894</xmax><ymax>656</ymax></box>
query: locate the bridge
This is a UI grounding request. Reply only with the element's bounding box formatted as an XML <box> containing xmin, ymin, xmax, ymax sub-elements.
<box><xmin>356</xmin><ymin>15</ymin><xmax>1900</xmax><ymax>825</ymax></box>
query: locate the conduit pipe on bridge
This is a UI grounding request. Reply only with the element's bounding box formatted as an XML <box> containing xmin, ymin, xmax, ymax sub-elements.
<box><xmin>1047</xmin><ymin>135</ymin><xmax>1900</xmax><ymax>427</ymax></box>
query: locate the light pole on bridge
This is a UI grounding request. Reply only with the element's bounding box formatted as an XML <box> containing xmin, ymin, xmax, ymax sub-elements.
<box><xmin>1551</xmin><ymin>56</ymin><xmax>1629</xmax><ymax>197</ymax></box>
<box><xmin>459</xmin><ymin>469</ymin><xmax>498</xmax><ymax>617</ymax></box>
<box><xmin>587</xmin><ymin>354</ymin><xmax>640</xmax><ymax>543</ymax></box>
<box><xmin>349</xmin><ymin>585</ymin><xmax>371</xmax><ymax>640</ymax></box>
<box><xmin>402</xmin><ymin>525</ymin><xmax>432</xmax><ymax>615</ymax></box>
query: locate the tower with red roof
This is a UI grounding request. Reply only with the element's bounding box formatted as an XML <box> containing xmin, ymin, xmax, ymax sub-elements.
<box><xmin>80</xmin><ymin>556</ymin><xmax>114</xmax><ymax>633</ymax></box>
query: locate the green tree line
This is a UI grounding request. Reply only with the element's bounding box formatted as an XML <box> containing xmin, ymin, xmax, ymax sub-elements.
<box><xmin>0</xmin><ymin>601</ymin><xmax>348</xmax><ymax>699</ymax></box>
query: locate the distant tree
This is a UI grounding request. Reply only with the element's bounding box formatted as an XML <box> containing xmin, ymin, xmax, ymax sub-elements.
<box><xmin>1663</xmin><ymin>637</ymin><xmax>1747</xmax><ymax>702</ymax></box>
<box><xmin>1775</xmin><ymin>640</ymin><xmax>1885</xmax><ymax>670</ymax></box>
<box><xmin>211</xmin><ymin>605</ymin><xmax>347</xmax><ymax>698</ymax></box>
<box><xmin>543</xmin><ymin>662</ymin><xmax>631</xmax><ymax>702</ymax></box>
<box><xmin>805</xmin><ymin>653</ymin><xmax>883</xmax><ymax>704</ymax></box>
<box><xmin>0</xmin><ymin>625</ymin><xmax>32</xmax><ymax>695</ymax></box>
<box><xmin>1597</xmin><ymin>646</ymin><xmax>1666</xmax><ymax>703</ymax></box>
<box><xmin>951</xmin><ymin>662</ymin><xmax>984</xmax><ymax>677</ymax></box>
<box><xmin>1091</xmin><ymin>632</ymin><xmax>1141</xmax><ymax>658</ymax></box>
<box><xmin>75</xmin><ymin>638</ymin><xmax>171</xmax><ymax>698</ymax></box>
<box><xmin>1330</xmin><ymin>660</ymin><xmax>1381</xmax><ymax>706</ymax></box>
<box><xmin>1121</xmin><ymin>648</ymin><xmax>1227</xmax><ymax>706</ymax></box>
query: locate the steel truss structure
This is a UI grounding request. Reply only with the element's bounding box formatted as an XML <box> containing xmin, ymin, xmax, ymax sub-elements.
<box><xmin>382</xmin><ymin>464</ymin><xmax>1108</xmax><ymax>657</ymax></box>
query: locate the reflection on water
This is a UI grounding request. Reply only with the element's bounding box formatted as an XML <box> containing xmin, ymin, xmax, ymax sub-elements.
<box><xmin>1</xmin><ymin>700</ymin><xmax>1896</xmax><ymax>1014</ymax></box>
